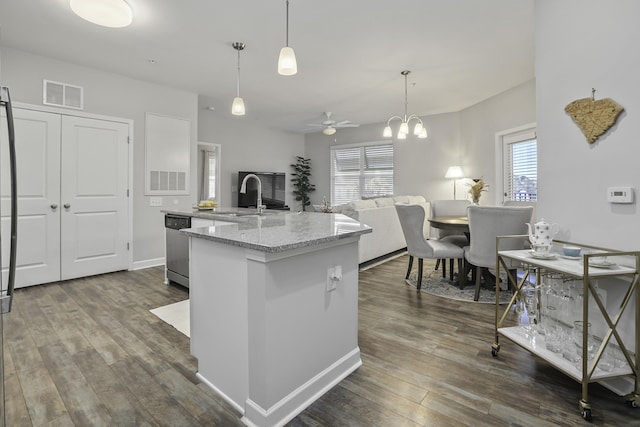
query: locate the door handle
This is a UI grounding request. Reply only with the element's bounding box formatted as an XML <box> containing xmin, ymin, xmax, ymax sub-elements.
<box><xmin>64</xmin><ymin>203</ymin><xmax>71</xmax><ymax>209</ymax></box>
<box><xmin>51</xmin><ymin>204</ymin><xmax>58</xmax><ymax>210</ymax></box>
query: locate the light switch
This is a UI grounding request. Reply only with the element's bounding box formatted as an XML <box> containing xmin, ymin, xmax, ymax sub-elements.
<box><xmin>149</xmin><ymin>197</ymin><xmax>163</xmax><ymax>207</ymax></box>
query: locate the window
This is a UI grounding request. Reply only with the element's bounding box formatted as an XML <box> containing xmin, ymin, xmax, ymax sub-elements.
<box><xmin>497</xmin><ymin>125</ymin><xmax>537</xmax><ymax>203</ymax></box>
<box><xmin>198</xmin><ymin>143</ymin><xmax>221</xmax><ymax>202</ymax></box>
<box><xmin>331</xmin><ymin>143</ymin><xmax>393</xmax><ymax>205</ymax></box>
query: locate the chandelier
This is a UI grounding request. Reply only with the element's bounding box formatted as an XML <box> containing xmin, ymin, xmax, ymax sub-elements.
<box><xmin>383</xmin><ymin>70</ymin><xmax>427</xmax><ymax>140</ymax></box>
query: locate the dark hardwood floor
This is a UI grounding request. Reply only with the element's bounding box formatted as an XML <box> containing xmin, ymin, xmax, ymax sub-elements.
<box><xmin>3</xmin><ymin>255</ymin><xmax>639</xmax><ymax>426</ymax></box>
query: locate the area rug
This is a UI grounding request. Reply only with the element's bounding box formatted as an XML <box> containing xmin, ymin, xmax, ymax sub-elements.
<box><xmin>150</xmin><ymin>300</ymin><xmax>190</xmax><ymax>337</ymax></box>
<box><xmin>405</xmin><ymin>267</ymin><xmax>512</xmax><ymax>304</ymax></box>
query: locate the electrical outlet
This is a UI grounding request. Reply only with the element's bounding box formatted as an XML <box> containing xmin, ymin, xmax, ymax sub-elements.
<box><xmin>149</xmin><ymin>197</ymin><xmax>163</xmax><ymax>207</ymax></box>
<box><xmin>326</xmin><ymin>265</ymin><xmax>342</xmax><ymax>292</ymax></box>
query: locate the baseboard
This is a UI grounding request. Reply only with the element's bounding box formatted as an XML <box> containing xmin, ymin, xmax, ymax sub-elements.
<box><xmin>132</xmin><ymin>257</ymin><xmax>165</xmax><ymax>271</ymax></box>
<box><xmin>196</xmin><ymin>372</ymin><xmax>245</xmax><ymax>415</ymax></box>
<box><xmin>241</xmin><ymin>347</ymin><xmax>362</xmax><ymax>427</ymax></box>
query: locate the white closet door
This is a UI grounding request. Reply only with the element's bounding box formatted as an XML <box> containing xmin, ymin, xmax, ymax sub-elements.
<box><xmin>60</xmin><ymin>116</ymin><xmax>129</xmax><ymax>280</ymax></box>
<box><xmin>1</xmin><ymin>108</ymin><xmax>61</xmax><ymax>288</ymax></box>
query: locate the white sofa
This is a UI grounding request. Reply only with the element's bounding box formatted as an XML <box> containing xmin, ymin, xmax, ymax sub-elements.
<box><xmin>337</xmin><ymin>195</ymin><xmax>430</xmax><ymax>264</ymax></box>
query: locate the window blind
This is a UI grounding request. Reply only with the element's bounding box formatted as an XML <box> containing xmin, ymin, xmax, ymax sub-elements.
<box><xmin>504</xmin><ymin>138</ymin><xmax>537</xmax><ymax>202</ymax></box>
<box><xmin>331</xmin><ymin>143</ymin><xmax>394</xmax><ymax>205</ymax></box>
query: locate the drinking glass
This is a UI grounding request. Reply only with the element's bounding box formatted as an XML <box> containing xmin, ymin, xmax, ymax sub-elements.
<box><xmin>573</xmin><ymin>321</ymin><xmax>594</xmax><ymax>360</ymax></box>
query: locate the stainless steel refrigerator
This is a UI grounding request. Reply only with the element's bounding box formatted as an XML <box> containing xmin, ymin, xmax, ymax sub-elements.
<box><xmin>0</xmin><ymin>85</ymin><xmax>18</xmax><ymax>426</ymax></box>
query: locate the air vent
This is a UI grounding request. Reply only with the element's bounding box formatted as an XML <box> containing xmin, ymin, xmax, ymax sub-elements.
<box><xmin>149</xmin><ymin>171</ymin><xmax>187</xmax><ymax>191</ymax></box>
<box><xmin>43</xmin><ymin>80</ymin><xmax>84</xmax><ymax>110</ymax></box>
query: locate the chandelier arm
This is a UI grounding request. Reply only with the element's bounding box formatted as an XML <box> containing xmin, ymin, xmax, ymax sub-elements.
<box><xmin>386</xmin><ymin>116</ymin><xmax>403</xmax><ymax>126</ymax></box>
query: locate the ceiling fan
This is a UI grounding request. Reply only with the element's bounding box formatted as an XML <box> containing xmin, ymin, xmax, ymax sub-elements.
<box><xmin>307</xmin><ymin>112</ymin><xmax>360</xmax><ymax>135</ymax></box>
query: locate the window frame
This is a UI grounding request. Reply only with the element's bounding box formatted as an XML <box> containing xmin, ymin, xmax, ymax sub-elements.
<box><xmin>494</xmin><ymin>123</ymin><xmax>537</xmax><ymax>205</ymax></box>
<box><xmin>330</xmin><ymin>141</ymin><xmax>394</xmax><ymax>205</ymax></box>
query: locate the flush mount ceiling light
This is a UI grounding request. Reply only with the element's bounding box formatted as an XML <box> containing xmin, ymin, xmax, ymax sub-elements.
<box><xmin>277</xmin><ymin>0</ymin><xmax>297</xmax><ymax>76</ymax></box>
<box><xmin>231</xmin><ymin>42</ymin><xmax>246</xmax><ymax>116</ymax></box>
<box><xmin>383</xmin><ymin>70</ymin><xmax>427</xmax><ymax>140</ymax></box>
<box><xmin>322</xmin><ymin>127</ymin><xmax>336</xmax><ymax>136</ymax></box>
<box><xmin>70</xmin><ymin>0</ymin><xmax>133</xmax><ymax>28</ymax></box>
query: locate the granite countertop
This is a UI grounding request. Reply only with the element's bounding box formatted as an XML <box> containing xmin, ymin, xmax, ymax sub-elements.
<box><xmin>166</xmin><ymin>208</ymin><xmax>371</xmax><ymax>253</ymax></box>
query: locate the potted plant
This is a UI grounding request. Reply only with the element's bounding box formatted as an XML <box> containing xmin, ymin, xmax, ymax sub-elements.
<box><xmin>290</xmin><ymin>156</ymin><xmax>316</xmax><ymax>211</ymax></box>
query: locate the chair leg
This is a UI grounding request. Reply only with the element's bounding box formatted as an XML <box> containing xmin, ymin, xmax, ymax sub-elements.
<box><xmin>435</xmin><ymin>258</ymin><xmax>441</xmax><ymax>271</ymax></box>
<box><xmin>442</xmin><ymin>259</ymin><xmax>447</xmax><ymax>278</ymax></box>
<box><xmin>474</xmin><ymin>266</ymin><xmax>482</xmax><ymax>301</ymax></box>
<box><xmin>457</xmin><ymin>259</ymin><xmax>464</xmax><ymax>288</ymax></box>
<box><xmin>449</xmin><ymin>259</ymin><xmax>454</xmax><ymax>281</ymax></box>
<box><xmin>417</xmin><ymin>258</ymin><xmax>424</xmax><ymax>290</ymax></box>
<box><xmin>405</xmin><ymin>255</ymin><xmax>414</xmax><ymax>279</ymax></box>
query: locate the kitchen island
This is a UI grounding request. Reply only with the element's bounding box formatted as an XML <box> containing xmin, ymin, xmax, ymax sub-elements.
<box><xmin>179</xmin><ymin>210</ymin><xmax>371</xmax><ymax>427</ymax></box>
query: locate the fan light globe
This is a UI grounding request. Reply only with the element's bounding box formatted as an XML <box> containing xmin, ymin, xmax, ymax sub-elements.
<box><xmin>70</xmin><ymin>0</ymin><xmax>132</xmax><ymax>28</ymax></box>
<box><xmin>278</xmin><ymin>47</ymin><xmax>297</xmax><ymax>75</ymax></box>
<box><xmin>322</xmin><ymin>127</ymin><xmax>336</xmax><ymax>136</ymax></box>
<box><xmin>397</xmin><ymin>132</ymin><xmax>407</xmax><ymax>140</ymax></box>
<box><xmin>383</xmin><ymin>126</ymin><xmax>392</xmax><ymax>138</ymax></box>
<box><xmin>414</xmin><ymin>122</ymin><xmax>423</xmax><ymax>135</ymax></box>
<box><xmin>231</xmin><ymin>97</ymin><xmax>245</xmax><ymax>116</ymax></box>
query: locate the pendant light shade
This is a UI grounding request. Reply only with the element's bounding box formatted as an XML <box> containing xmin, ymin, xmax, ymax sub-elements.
<box><xmin>232</xmin><ymin>42</ymin><xmax>246</xmax><ymax>116</ymax></box>
<box><xmin>278</xmin><ymin>0</ymin><xmax>298</xmax><ymax>76</ymax></box>
<box><xmin>232</xmin><ymin>97</ymin><xmax>245</xmax><ymax>116</ymax></box>
<box><xmin>278</xmin><ymin>47</ymin><xmax>297</xmax><ymax>76</ymax></box>
<box><xmin>70</xmin><ymin>0</ymin><xmax>132</xmax><ymax>28</ymax></box>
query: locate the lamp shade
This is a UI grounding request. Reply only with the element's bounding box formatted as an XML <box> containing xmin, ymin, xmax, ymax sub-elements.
<box><xmin>278</xmin><ymin>47</ymin><xmax>297</xmax><ymax>75</ymax></box>
<box><xmin>444</xmin><ymin>165</ymin><xmax>464</xmax><ymax>179</ymax></box>
<box><xmin>418</xmin><ymin>128</ymin><xmax>428</xmax><ymax>139</ymax></box>
<box><xmin>231</xmin><ymin>97</ymin><xmax>245</xmax><ymax>115</ymax></box>
<box><xmin>414</xmin><ymin>122</ymin><xmax>423</xmax><ymax>135</ymax></box>
<box><xmin>399</xmin><ymin>122</ymin><xmax>409</xmax><ymax>135</ymax></box>
<box><xmin>70</xmin><ymin>0</ymin><xmax>132</xmax><ymax>28</ymax></box>
<box><xmin>397</xmin><ymin>132</ymin><xmax>407</xmax><ymax>140</ymax></box>
<box><xmin>383</xmin><ymin>125</ymin><xmax>392</xmax><ymax>138</ymax></box>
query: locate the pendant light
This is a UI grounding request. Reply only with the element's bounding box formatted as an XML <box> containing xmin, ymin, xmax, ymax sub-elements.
<box><xmin>70</xmin><ymin>0</ymin><xmax>133</xmax><ymax>28</ymax></box>
<box><xmin>278</xmin><ymin>0</ymin><xmax>298</xmax><ymax>75</ymax></box>
<box><xmin>383</xmin><ymin>70</ymin><xmax>427</xmax><ymax>140</ymax></box>
<box><xmin>232</xmin><ymin>42</ymin><xmax>246</xmax><ymax>116</ymax></box>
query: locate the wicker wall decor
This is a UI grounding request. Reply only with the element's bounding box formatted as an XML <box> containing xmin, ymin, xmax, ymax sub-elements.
<box><xmin>564</xmin><ymin>89</ymin><xmax>624</xmax><ymax>144</ymax></box>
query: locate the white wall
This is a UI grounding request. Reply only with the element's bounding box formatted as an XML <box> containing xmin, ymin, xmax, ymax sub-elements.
<box><xmin>536</xmin><ymin>0</ymin><xmax>640</xmax><ymax>249</ymax></box>
<box><xmin>197</xmin><ymin>96</ymin><xmax>305</xmax><ymax>210</ymax></box>
<box><xmin>459</xmin><ymin>79</ymin><xmax>536</xmax><ymax>205</ymax></box>
<box><xmin>1</xmin><ymin>47</ymin><xmax>198</xmax><ymax>265</ymax></box>
<box><xmin>306</xmin><ymin>80</ymin><xmax>536</xmax><ymax>206</ymax></box>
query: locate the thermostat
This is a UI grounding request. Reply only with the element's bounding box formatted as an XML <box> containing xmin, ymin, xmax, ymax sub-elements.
<box><xmin>607</xmin><ymin>187</ymin><xmax>634</xmax><ymax>203</ymax></box>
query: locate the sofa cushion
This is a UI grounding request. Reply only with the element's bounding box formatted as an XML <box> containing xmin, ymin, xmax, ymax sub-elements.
<box><xmin>374</xmin><ymin>197</ymin><xmax>396</xmax><ymax>207</ymax></box>
<box><xmin>393</xmin><ymin>195</ymin><xmax>410</xmax><ymax>204</ymax></box>
<box><xmin>407</xmin><ymin>195</ymin><xmax>427</xmax><ymax>204</ymax></box>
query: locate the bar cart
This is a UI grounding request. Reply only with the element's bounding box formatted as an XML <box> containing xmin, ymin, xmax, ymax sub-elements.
<box><xmin>491</xmin><ymin>237</ymin><xmax>640</xmax><ymax>421</ymax></box>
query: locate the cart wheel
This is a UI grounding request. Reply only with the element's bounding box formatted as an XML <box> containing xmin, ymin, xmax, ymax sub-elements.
<box><xmin>491</xmin><ymin>343</ymin><xmax>500</xmax><ymax>357</ymax></box>
<box><xmin>582</xmin><ymin>408</ymin><xmax>592</xmax><ymax>422</ymax></box>
<box><xmin>627</xmin><ymin>399</ymin><xmax>638</xmax><ymax>408</ymax></box>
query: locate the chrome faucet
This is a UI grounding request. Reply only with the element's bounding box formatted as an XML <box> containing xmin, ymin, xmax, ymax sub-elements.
<box><xmin>240</xmin><ymin>173</ymin><xmax>265</xmax><ymax>214</ymax></box>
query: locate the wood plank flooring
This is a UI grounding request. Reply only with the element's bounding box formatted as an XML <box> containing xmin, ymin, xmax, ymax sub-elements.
<box><xmin>3</xmin><ymin>255</ymin><xmax>640</xmax><ymax>426</ymax></box>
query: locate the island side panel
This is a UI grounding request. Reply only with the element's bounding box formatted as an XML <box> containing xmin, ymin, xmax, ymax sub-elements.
<box><xmin>243</xmin><ymin>238</ymin><xmax>362</xmax><ymax>425</ymax></box>
<box><xmin>189</xmin><ymin>237</ymin><xmax>249</xmax><ymax>413</ymax></box>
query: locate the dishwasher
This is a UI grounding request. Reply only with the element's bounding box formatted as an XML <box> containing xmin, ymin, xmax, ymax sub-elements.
<box><xmin>165</xmin><ymin>214</ymin><xmax>191</xmax><ymax>287</ymax></box>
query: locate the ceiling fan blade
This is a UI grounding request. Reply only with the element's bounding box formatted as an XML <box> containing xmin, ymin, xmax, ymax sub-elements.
<box><xmin>306</xmin><ymin>123</ymin><xmax>325</xmax><ymax>127</ymax></box>
<box><xmin>334</xmin><ymin>120</ymin><xmax>352</xmax><ymax>126</ymax></box>
<box><xmin>335</xmin><ymin>123</ymin><xmax>360</xmax><ymax>128</ymax></box>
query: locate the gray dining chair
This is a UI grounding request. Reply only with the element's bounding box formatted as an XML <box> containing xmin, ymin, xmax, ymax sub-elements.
<box><xmin>430</xmin><ymin>199</ymin><xmax>470</xmax><ymax>278</ymax></box>
<box><xmin>464</xmin><ymin>205</ymin><xmax>533</xmax><ymax>301</ymax></box>
<box><xmin>395</xmin><ymin>203</ymin><xmax>464</xmax><ymax>290</ymax></box>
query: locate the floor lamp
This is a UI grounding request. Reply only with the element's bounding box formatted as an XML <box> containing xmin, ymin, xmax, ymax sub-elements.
<box><xmin>445</xmin><ymin>166</ymin><xmax>465</xmax><ymax>199</ymax></box>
